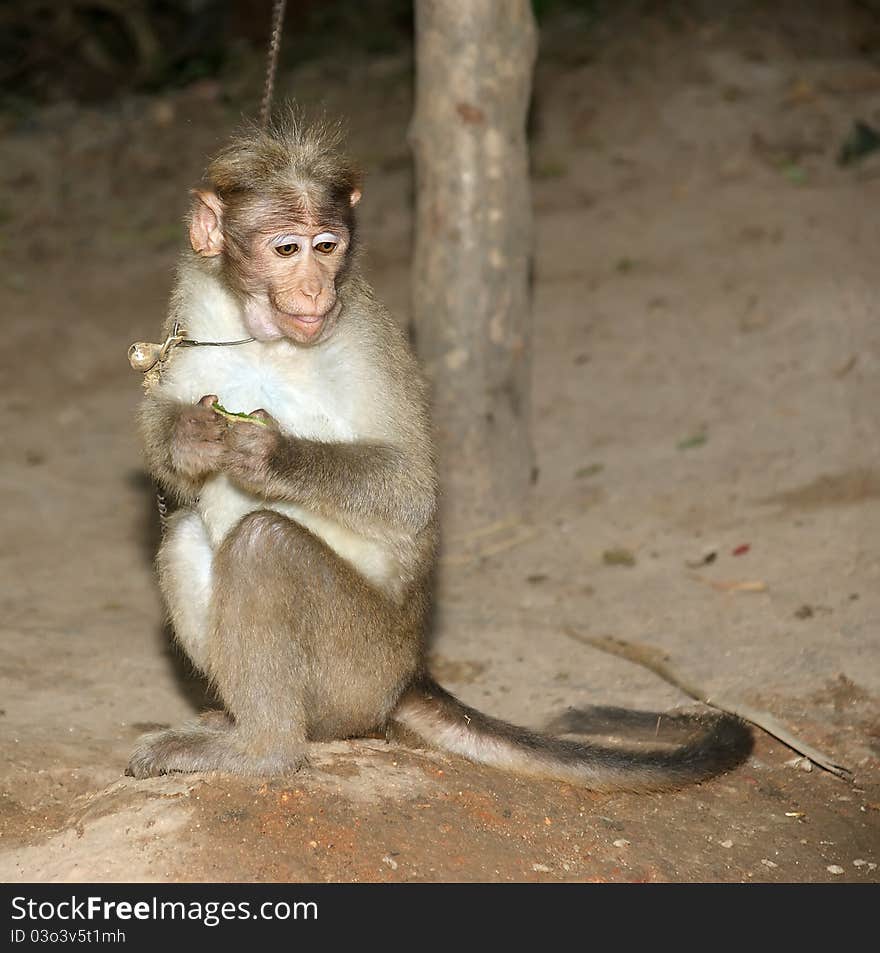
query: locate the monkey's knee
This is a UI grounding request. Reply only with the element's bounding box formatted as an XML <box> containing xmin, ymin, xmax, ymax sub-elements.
<box><xmin>219</xmin><ymin>510</ymin><xmax>322</xmax><ymax>583</ymax></box>
<box><xmin>230</xmin><ymin>510</ymin><xmax>295</xmax><ymax>551</ymax></box>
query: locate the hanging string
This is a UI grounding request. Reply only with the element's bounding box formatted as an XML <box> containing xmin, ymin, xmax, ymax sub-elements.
<box><xmin>259</xmin><ymin>0</ymin><xmax>288</xmax><ymax>129</ymax></box>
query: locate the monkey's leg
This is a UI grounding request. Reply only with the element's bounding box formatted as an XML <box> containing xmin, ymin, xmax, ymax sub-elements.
<box><xmin>129</xmin><ymin>510</ymin><xmax>416</xmax><ymax>778</ymax></box>
<box><xmin>157</xmin><ymin>508</ymin><xmax>215</xmax><ymax>674</ymax></box>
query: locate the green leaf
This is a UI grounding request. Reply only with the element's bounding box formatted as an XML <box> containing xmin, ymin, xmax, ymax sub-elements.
<box><xmin>211</xmin><ymin>402</ymin><xmax>268</xmax><ymax>427</ymax></box>
<box><xmin>677</xmin><ymin>432</ymin><xmax>708</xmax><ymax>450</ymax></box>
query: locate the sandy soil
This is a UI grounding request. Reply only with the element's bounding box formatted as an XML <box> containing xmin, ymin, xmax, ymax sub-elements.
<box><xmin>0</xmin><ymin>5</ymin><xmax>878</xmax><ymax>882</ymax></box>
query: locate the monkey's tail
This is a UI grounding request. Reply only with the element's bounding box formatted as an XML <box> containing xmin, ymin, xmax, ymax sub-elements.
<box><xmin>391</xmin><ymin>676</ymin><xmax>753</xmax><ymax>792</ymax></box>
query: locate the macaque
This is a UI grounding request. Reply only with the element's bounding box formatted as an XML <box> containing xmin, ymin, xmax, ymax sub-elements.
<box><xmin>128</xmin><ymin>113</ymin><xmax>751</xmax><ymax>790</ymax></box>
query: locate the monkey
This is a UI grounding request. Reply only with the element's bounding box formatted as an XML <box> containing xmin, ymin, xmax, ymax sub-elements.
<box><xmin>127</xmin><ymin>112</ymin><xmax>752</xmax><ymax>791</ymax></box>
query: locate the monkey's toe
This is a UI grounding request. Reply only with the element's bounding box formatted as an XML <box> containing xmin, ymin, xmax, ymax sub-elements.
<box><xmin>126</xmin><ymin>728</ymin><xmax>187</xmax><ymax>779</ymax></box>
<box><xmin>125</xmin><ymin>759</ymin><xmax>168</xmax><ymax>780</ymax></box>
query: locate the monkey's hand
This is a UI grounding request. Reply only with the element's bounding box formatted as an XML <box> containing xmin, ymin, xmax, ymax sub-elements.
<box><xmin>169</xmin><ymin>394</ymin><xmax>228</xmax><ymax>480</ymax></box>
<box><xmin>223</xmin><ymin>408</ymin><xmax>282</xmax><ymax>492</ymax></box>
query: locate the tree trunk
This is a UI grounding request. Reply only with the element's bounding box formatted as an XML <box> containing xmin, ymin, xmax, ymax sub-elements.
<box><xmin>410</xmin><ymin>0</ymin><xmax>538</xmax><ymax>550</ymax></box>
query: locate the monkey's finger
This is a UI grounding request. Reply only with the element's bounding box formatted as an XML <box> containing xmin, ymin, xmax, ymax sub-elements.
<box><xmin>197</xmin><ymin>394</ymin><xmax>220</xmax><ymax>408</ymax></box>
<box><xmin>182</xmin><ymin>415</ymin><xmax>226</xmax><ymax>438</ymax></box>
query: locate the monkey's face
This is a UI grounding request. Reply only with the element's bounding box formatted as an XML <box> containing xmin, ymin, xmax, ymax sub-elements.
<box><xmin>189</xmin><ymin>189</ymin><xmax>358</xmax><ymax>348</ymax></box>
<box><xmin>237</xmin><ymin>222</ymin><xmax>351</xmax><ymax>346</ymax></box>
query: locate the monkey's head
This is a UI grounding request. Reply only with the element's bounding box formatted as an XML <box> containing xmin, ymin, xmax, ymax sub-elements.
<box><xmin>189</xmin><ymin>114</ymin><xmax>362</xmax><ymax>347</ymax></box>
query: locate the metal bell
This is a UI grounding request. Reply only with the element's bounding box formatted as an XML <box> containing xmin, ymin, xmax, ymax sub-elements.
<box><xmin>128</xmin><ymin>342</ymin><xmax>163</xmax><ymax>372</ymax></box>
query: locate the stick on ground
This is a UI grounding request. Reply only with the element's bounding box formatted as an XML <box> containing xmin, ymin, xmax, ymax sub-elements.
<box><xmin>564</xmin><ymin>627</ymin><xmax>853</xmax><ymax>781</ymax></box>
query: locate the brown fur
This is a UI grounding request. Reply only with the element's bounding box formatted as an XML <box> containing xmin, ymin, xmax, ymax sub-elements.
<box><xmin>128</xmin><ymin>115</ymin><xmax>752</xmax><ymax>789</ymax></box>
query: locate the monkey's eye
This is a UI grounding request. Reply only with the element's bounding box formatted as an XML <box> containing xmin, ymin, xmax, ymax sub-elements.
<box><xmin>274</xmin><ymin>242</ymin><xmax>299</xmax><ymax>258</ymax></box>
<box><xmin>312</xmin><ymin>232</ymin><xmax>340</xmax><ymax>255</ymax></box>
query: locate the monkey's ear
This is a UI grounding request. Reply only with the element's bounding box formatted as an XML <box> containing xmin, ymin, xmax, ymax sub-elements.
<box><xmin>349</xmin><ymin>188</ymin><xmax>362</xmax><ymax>207</ymax></box>
<box><xmin>189</xmin><ymin>190</ymin><xmax>225</xmax><ymax>257</ymax></box>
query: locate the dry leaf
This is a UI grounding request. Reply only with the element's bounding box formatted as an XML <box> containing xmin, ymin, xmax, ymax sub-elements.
<box><xmin>706</xmin><ymin>579</ymin><xmax>768</xmax><ymax>593</ymax></box>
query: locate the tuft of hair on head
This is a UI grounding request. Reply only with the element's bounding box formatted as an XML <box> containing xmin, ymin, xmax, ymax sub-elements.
<box><xmin>205</xmin><ymin>106</ymin><xmax>362</xmax><ymax>207</ymax></box>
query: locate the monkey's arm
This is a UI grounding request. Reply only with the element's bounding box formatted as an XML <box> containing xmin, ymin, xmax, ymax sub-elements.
<box><xmin>224</xmin><ymin>419</ymin><xmax>436</xmax><ymax>535</ymax></box>
<box><xmin>139</xmin><ymin>393</ymin><xmax>226</xmax><ymax>502</ymax></box>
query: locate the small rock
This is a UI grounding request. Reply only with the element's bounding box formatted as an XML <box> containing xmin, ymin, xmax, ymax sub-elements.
<box><xmin>826</xmin><ymin>865</ymin><xmax>845</xmax><ymax>875</ymax></box>
<box><xmin>853</xmin><ymin>859</ymin><xmax>867</xmax><ymax>867</ymax></box>
<box><xmin>382</xmin><ymin>856</ymin><xmax>398</xmax><ymax>870</ymax></box>
<box><xmin>532</xmin><ymin>863</ymin><xmax>551</xmax><ymax>873</ymax></box>
<box><xmin>761</xmin><ymin>859</ymin><xmax>778</xmax><ymax>869</ymax></box>
<box><xmin>718</xmin><ymin>840</ymin><xmax>734</xmax><ymax>849</ymax></box>
<box><xmin>612</xmin><ymin>839</ymin><xmax>630</xmax><ymax>848</ymax></box>
<box><xmin>685</xmin><ymin>550</ymin><xmax>717</xmax><ymax>569</ymax></box>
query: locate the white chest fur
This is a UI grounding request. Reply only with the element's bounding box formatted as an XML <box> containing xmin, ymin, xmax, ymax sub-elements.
<box><xmin>161</xmin><ymin>338</ymin><xmax>359</xmax><ymax>444</ymax></box>
<box><xmin>155</xmin><ymin>268</ymin><xmax>401</xmax><ymax>592</ymax></box>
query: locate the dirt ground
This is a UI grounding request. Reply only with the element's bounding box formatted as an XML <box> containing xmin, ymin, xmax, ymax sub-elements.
<box><xmin>1</xmin><ymin>4</ymin><xmax>878</xmax><ymax>883</ymax></box>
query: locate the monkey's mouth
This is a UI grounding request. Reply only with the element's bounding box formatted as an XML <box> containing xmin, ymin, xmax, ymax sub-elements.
<box><xmin>276</xmin><ymin>311</ymin><xmax>326</xmax><ymax>340</ymax></box>
<box><xmin>272</xmin><ymin>297</ymin><xmax>343</xmax><ymax>342</ymax></box>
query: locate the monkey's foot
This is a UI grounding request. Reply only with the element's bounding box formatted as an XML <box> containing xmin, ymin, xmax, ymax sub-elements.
<box><xmin>126</xmin><ymin>723</ymin><xmax>309</xmax><ymax>779</ymax></box>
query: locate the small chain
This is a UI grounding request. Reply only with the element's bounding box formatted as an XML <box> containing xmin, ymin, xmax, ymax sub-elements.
<box><xmin>259</xmin><ymin>0</ymin><xmax>287</xmax><ymax>129</ymax></box>
<box><xmin>156</xmin><ymin>490</ymin><xmax>169</xmax><ymax>532</ymax></box>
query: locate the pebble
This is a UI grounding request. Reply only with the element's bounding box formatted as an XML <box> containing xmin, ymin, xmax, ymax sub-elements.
<box><xmin>760</xmin><ymin>859</ymin><xmax>778</xmax><ymax>869</ymax></box>
<box><xmin>532</xmin><ymin>863</ymin><xmax>551</xmax><ymax>873</ymax></box>
<box><xmin>826</xmin><ymin>865</ymin><xmax>845</xmax><ymax>875</ymax></box>
<box><xmin>382</xmin><ymin>856</ymin><xmax>398</xmax><ymax>870</ymax></box>
<box><xmin>718</xmin><ymin>839</ymin><xmax>734</xmax><ymax>849</ymax></box>
<box><xmin>613</xmin><ymin>839</ymin><xmax>631</xmax><ymax>848</ymax></box>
